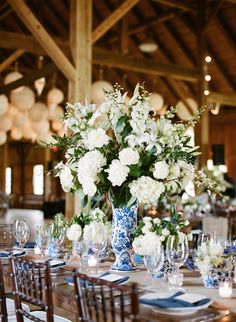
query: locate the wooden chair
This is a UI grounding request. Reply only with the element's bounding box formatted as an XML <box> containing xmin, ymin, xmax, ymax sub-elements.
<box><xmin>72</xmin><ymin>270</ymin><xmax>140</xmax><ymax>322</ymax></box>
<box><xmin>0</xmin><ymin>258</ymin><xmax>30</xmax><ymax>322</ymax></box>
<box><xmin>9</xmin><ymin>257</ymin><xmax>71</xmax><ymax>322</ymax></box>
<box><xmin>0</xmin><ymin>224</ymin><xmax>15</xmax><ymax>247</ymax></box>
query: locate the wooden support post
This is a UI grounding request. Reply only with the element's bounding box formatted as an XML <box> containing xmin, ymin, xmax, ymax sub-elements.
<box><xmin>196</xmin><ymin>0</ymin><xmax>208</xmax><ymax>167</ymax></box>
<box><xmin>0</xmin><ymin>49</ymin><xmax>25</xmax><ymax>73</ymax></box>
<box><xmin>66</xmin><ymin>0</ymin><xmax>92</xmax><ymax>220</ymax></box>
<box><xmin>0</xmin><ymin>144</ymin><xmax>8</xmax><ymax>192</ymax></box>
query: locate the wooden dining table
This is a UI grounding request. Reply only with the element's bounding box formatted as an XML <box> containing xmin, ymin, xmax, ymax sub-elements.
<box><xmin>2</xmin><ymin>251</ymin><xmax>236</xmax><ymax>322</ymax></box>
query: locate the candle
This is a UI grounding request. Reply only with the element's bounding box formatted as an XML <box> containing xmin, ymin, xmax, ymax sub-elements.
<box><xmin>168</xmin><ymin>273</ymin><xmax>183</xmax><ymax>289</ymax></box>
<box><xmin>219</xmin><ymin>281</ymin><xmax>232</xmax><ymax>298</ymax></box>
<box><xmin>88</xmin><ymin>255</ymin><xmax>98</xmax><ymax>267</ymax></box>
<box><xmin>34</xmin><ymin>245</ymin><xmax>41</xmax><ymax>255</ymax></box>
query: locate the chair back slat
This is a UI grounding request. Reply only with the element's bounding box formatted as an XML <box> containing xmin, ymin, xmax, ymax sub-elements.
<box><xmin>9</xmin><ymin>256</ymin><xmax>54</xmax><ymax>322</ymax></box>
<box><xmin>0</xmin><ymin>259</ymin><xmax>8</xmax><ymax>322</ymax></box>
<box><xmin>73</xmin><ymin>270</ymin><xmax>140</xmax><ymax>322</ymax></box>
<box><xmin>0</xmin><ymin>224</ymin><xmax>15</xmax><ymax>247</ymax></box>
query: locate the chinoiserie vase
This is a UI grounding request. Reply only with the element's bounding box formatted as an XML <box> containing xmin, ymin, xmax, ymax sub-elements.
<box><xmin>111</xmin><ymin>202</ymin><xmax>138</xmax><ymax>271</ymax></box>
<box><xmin>202</xmin><ymin>271</ymin><xmax>219</xmax><ymax>288</ymax></box>
<box><xmin>154</xmin><ymin>255</ymin><xmax>175</xmax><ymax>279</ymax></box>
<box><xmin>47</xmin><ymin>238</ymin><xmax>61</xmax><ymax>258</ymax></box>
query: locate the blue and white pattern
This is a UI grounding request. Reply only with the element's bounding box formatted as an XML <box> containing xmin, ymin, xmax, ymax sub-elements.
<box><xmin>202</xmin><ymin>271</ymin><xmax>219</xmax><ymax>288</ymax></box>
<box><xmin>111</xmin><ymin>203</ymin><xmax>138</xmax><ymax>271</ymax></box>
<box><xmin>154</xmin><ymin>257</ymin><xmax>175</xmax><ymax>279</ymax></box>
<box><xmin>47</xmin><ymin>238</ymin><xmax>61</xmax><ymax>258</ymax></box>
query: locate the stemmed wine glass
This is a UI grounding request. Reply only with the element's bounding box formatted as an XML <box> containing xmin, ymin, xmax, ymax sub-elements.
<box><xmin>166</xmin><ymin>234</ymin><xmax>189</xmax><ymax>272</ymax></box>
<box><xmin>144</xmin><ymin>247</ymin><xmax>164</xmax><ymax>289</ymax></box>
<box><xmin>13</xmin><ymin>220</ymin><xmax>30</xmax><ymax>251</ymax></box>
<box><xmin>36</xmin><ymin>226</ymin><xmax>49</xmax><ymax>258</ymax></box>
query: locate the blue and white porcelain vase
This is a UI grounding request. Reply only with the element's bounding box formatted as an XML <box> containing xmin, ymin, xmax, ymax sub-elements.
<box><xmin>154</xmin><ymin>256</ymin><xmax>175</xmax><ymax>279</ymax></box>
<box><xmin>111</xmin><ymin>202</ymin><xmax>138</xmax><ymax>271</ymax></box>
<box><xmin>202</xmin><ymin>271</ymin><xmax>219</xmax><ymax>288</ymax></box>
<box><xmin>47</xmin><ymin>238</ymin><xmax>61</xmax><ymax>258</ymax></box>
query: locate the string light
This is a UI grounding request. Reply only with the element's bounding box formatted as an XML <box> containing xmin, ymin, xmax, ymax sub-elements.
<box><xmin>204</xmin><ymin>90</ymin><xmax>210</xmax><ymax>96</ymax></box>
<box><xmin>205</xmin><ymin>75</ymin><xmax>211</xmax><ymax>81</ymax></box>
<box><xmin>205</xmin><ymin>56</ymin><xmax>212</xmax><ymax>63</ymax></box>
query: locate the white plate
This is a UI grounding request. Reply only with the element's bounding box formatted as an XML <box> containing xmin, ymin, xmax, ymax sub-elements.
<box><xmin>140</xmin><ymin>292</ymin><xmax>212</xmax><ymax>315</ymax></box>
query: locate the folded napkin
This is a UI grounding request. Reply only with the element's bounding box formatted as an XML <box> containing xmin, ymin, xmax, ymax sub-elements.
<box><xmin>65</xmin><ymin>272</ymin><xmax>129</xmax><ymax>286</ymax></box>
<box><xmin>0</xmin><ymin>250</ymin><xmax>25</xmax><ymax>258</ymax></box>
<box><xmin>15</xmin><ymin>241</ymin><xmax>36</xmax><ymax>249</ymax></box>
<box><xmin>140</xmin><ymin>291</ymin><xmax>211</xmax><ymax>309</ymax></box>
<box><xmin>49</xmin><ymin>259</ymin><xmax>66</xmax><ymax>268</ymax></box>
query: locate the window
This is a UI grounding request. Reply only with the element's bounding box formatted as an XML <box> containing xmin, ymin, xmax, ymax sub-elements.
<box><xmin>33</xmin><ymin>165</ymin><xmax>44</xmax><ymax>195</ymax></box>
<box><xmin>5</xmin><ymin>167</ymin><xmax>12</xmax><ymax>195</ymax></box>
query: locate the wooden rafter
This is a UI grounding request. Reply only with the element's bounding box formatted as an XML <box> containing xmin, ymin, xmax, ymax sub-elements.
<box><xmin>92</xmin><ymin>0</ymin><xmax>140</xmax><ymax>44</ymax></box>
<box><xmin>0</xmin><ymin>63</ymin><xmax>57</xmax><ymax>94</ymax></box>
<box><xmin>0</xmin><ymin>48</ymin><xmax>25</xmax><ymax>73</ymax></box>
<box><xmin>203</xmin><ymin>0</ymin><xmax>224</xmax><ymax>33</ymax></box>
<box><xmin>217</xmin><ymin>14</ymin><xmax>236</xmax><ymax>53</ymax></box>
<box><xmin>207</xmin><ymin>92</ymin><xmax>236</xmax><ymax>107</ymax></box>
<box><xmin>151</xmin><ymin>0</ymin><xmax>195</xmax><ymax>11</ymax></box>
<box><xmin>7</xmin><ymin>0</ymin><xmax>76</xmax><ymax>82</ymax></box>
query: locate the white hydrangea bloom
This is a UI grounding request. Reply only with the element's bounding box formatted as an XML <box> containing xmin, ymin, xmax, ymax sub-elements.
<box><xmin>90</xmin><ymin>208</ymin><xmax>105</xmax><ymax>221</ymax></box>
<box><xmin>106</xmin><ymin>160</ymin><xmax>129</xmax><ymax>186</ymax></box>
<box><xmin>56</xmin><ymin>164</ymin><xmax>74</xmax><ymax>192</ymax></box>
<box><xmin>168</xmin><ymin>163</ymin><xmax>180</xmax><ymax>180</ymax></box>
<box><xmin>83</xmin><ymin>221</ymin><xmax>107</xmax><ymax>243</ymax></box>
<box><xmin>83</xmin><ymin>128</ymin><xmax>110</xmax><ymax>150</ymax></box>
<box><xmin>129</xmin><ymin>176</ymin><xmax>165</xmax><ymax>204</ymax></box>
<box><xmin>66</xmin><ymin>224</ymin><xmax>82</xmax><ymax>241</ymax></box>
<box><xmin>162</xmin><ymin>228</ymin><xmax>170</xmax><ymax>237</ymax></box>
<box><xmin>153</xmin><ymin>218</ymin><xmax>161</xmax><ymax>225</ymax></box>
<box><xmin>119</xmin><ymin>147</ymin><xmax>139</xmax><ymax>166</ymax></box>
<box><xmin>153</xmin><ymin>161</ymin><xmax>169</xmax><ymax>180</ymax></box>
<box><xmin>143</xmin><ymin>216</ymin><xmax>152</xmax><ymax>224</ymax></box>
<box><xmin>133</xmin><ymin>232</ymin><xmax>162</xmax><ymax>255</ymax></box>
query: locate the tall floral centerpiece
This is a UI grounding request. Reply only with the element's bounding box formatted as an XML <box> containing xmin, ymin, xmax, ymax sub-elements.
<box><xmin>48</xmin><ymin>84</ymin><xmax>214</xmax><ymax>271</ymax></box>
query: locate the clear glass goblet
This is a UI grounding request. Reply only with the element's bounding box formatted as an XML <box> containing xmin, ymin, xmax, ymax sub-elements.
<box><xmin>166</xmin><ymin>234</ymin><xmax>189</xmax><ymax>272</ymax></box>
<box><xmin>13</xmin><ymin>220</ymin><xmax>30</xmax><ymax>250</ymax></box>
<box><xmin>144</xmin><ymin>248</ymin><xmax>164</xmax><ymax>289</ymax></box>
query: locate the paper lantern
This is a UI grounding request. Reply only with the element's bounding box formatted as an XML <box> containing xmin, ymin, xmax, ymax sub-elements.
<box><xmin>47</xmin><ymin>87</ymin><xmax>64</xmax><ymax>105</ymax></box>
<box><xmin>23</xmin><ymin>127</ymin><xmax>37</xmax><ymax>142</ymax></box>
<box><xmin>149</xmin><ymin>93</ymin><xmax>164</xmax><ymax>114</ymax></box>
<box><xmin>10</xmin><ymin>86</ymin><xmax>35</xmax><ymax>111</ymax></box>
<box><xmin>0</xmin><ymin>131</ymin><xmax>7</xmax><ymax>145</ymax></box>
<box><xmin>29</xmin><ymin>102</ymin><xmax>48</xmax><ymax>121</ymax></box>
<box><xmin>91</xmin><ymin>81</ymin><xmax>113</xmax><ymax>104</ymax></box>
<box><xmin>7</xmin><ymin>104</ymin><xmax>18</xmax><ymax>117</ymax></box>
<box><xmin>37</xmin><ymin>131</ymin><xmax>56</xmax><ymax>146</ymax></box>
<box><xmin>13</xmin><ymin>112</ymin><xmax>29</xmax><ymax>128</ymax></box>
<box><xmin>4</xmin><ymin>71</ymin><xmax>24</xmax><ymax>93</ymax></box>
<box><xmin>31</xmin><ymin>120</ymin><xmax>50</xmax><ymax>135</ymax></box>
<box><xmin>176</xmin><ymin>98</ymin><xmax>198</xmax><ymax>121</ymax></box>
<box><xmin>0</xmin><ymin>113</ymin><xmax>13</xmax><ymax>132</ymax></box>
<box><xmin>34</xmin><ymin>77</ymin><xmax>46</xmax><ymax>95</ymax></box>
<box><xmin>0</xmin><ymin>95</ymin><xmax>8</xmax><ymax>117</ymax></box>
<box><xmin>48</xmin><ymin>105</ymin><xmax>64</xmax><ymax>121</ymax></box>
<box><xmin>52</xmin><ymin>120</ymin><xmax>63</xmax><ymax>131</ymax></box>
<box><xmin>10</xmin><ymin>127</ymin><xmax>23</xmax><ymax>140</ymax></box>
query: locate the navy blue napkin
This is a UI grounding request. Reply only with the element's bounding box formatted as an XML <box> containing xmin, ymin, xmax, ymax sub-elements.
<box><xmin>15</xmin><ymin>241</ymin><xmax>36</xmax><ymax>249</ymax></box>
<box><xmin>65</xmin><ymin>272</ymin><xmax>129</xmax><ymax>286</ymax></box>
<box><xmin>0</xmin><ymin>250</ymin><xmax>25</xmax><ymax>258</ymax></box>
<box><xmin>49</xmin><ymin>260</ymin><xmax>66</xmax><ymax>268</ymax></box>
<box><xmin>140</xmin><ymin>291</ymin><xmax>211</xmax><ymax>308</ymax></box>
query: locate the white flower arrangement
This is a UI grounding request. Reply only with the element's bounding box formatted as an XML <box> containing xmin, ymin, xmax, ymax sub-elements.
<box><xmin>83</xmin><ymin>221</ymin><xmax>107</xmax><ymax>244</ymax></box>
<box><xmin>66</xmin><ymin>224</ymin><xmax>82</xmax><ymax>242</ymax></box>
<box><xmin>195</xmin><ymin>240</ymin><xmax>233</xmax><ymax>275</ymax></box>
<box><xmin>48</xmin><ymin>84</ymin><xmax>216</xmax><ymax>208</ymax></box>
<box><xmin>133</xmin><ymin>205</ymin><xmax>192</xmax><ymax>254</ymax></box>
<box><xmin>132</xmin><ymin>231</ymin><xmax>162</xmax><ymax>255</ymax></box>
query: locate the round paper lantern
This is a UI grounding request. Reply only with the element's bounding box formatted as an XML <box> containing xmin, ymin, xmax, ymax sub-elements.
<box><xmin>23</xmin><ymin>127</ymin><xmax>37</xmax><ymax>142</ymax></box>
<box><xmin>37</xmin><ymin>132</ymin><xmax>56</xmax><ymax>146</ymax></box>
<box><xmin>0</xmin><ymin>113</ymin><xmax>13</xmax><ymax>132</ymax></box>
<box><xmin>7</xmin><ymin>104</ymin><xmax>18</xmax><ymax>117</ymax></box>
<box><xmin>176</xmin><ymin>98</ymin><xmax>198</xmax><ymax>121</ymax></box>
<box><xmin>48</xmin><ymin>105</ymin><xmax>64</xmax><ymax>121</ymax></box>
<box><xmin>10</xmin><ymin>127</ymin><xmax>23</xmax><ymax>140</ymax></box>
<box><xmin>149</xmin><ymin>93</ymin><xmax>164</xmax><ymax>114</ymax></box>
<box><xmin>4</xmin><ymin>71</ymin><xmax>24</xmax><ymax>93</ymax></box>
<box><xmin>0</xmin><ymin>95</ymin><xmax>8</xmax><ymax>117</ymax></box>
<box><xmin>31</xmin><ymin>120</ymin><xmax>50</xmax><ymax>135</ymax></box>
<box><xmin>0</xmin><ymin>131</ymin><xmax>7</xmax><ymax>145</ymax></box>
<box><xmin>91</xmin><ymin>81</ymin><xmax>113</xmax><ymax>104</ymax></box>
<box><xmin>48</xmin><ymin>104</ymin><xmax>56</xmax><ymax>121</ymax></box>
<box><xmin>159</xmin><ymin>104</ymin><xmax>168</xmax><ymax>116</ymax></box>
<box><xmin>13</xmin><ymin>112</ymin><xmax>29</xmax><ymax>128</ymax></box>
<box><xmin>10</xmin><ymin>86</ymin><xmax>35</xmax><ymax>111</ymax></box>
<box><xmin>52</xmin><ymin>120</ymin><xmax>63</xmax><ymax>131</ymax></box>
<box><xmin>29</xmin><ymin>102</ymin><xmax>48</xmax><ymax>121</ymax></box>
<box><xmin>47</xmin><ymin>87</ymin><xmax>64</xmax><ymax>105</ymax></box>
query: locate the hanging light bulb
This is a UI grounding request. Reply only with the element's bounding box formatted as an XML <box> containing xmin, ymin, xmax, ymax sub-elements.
<box><xmin>34</xmin><ymin>56</ymin><xmax>46</xmax><ymax>95</ymax></box>
<box><xmin>205</xmin><ymin>56</ymin><xmax>212</xmax><ymax>63</ymax></box>
<box><xmin>210</xmin><ymin>103</ymin><xmax>220</xmax><ymax>115</ymax></box>
<box><xmin>205</xmin><ymin>75</ymin><xmax>211</xmax><ymax>81</ymax></box>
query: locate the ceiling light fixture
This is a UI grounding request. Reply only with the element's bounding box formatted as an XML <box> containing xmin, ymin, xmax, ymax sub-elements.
<box><xmin>139</xmin><ymin>39</ymin><xmax>158</xmax><ymax>53</ymax></box>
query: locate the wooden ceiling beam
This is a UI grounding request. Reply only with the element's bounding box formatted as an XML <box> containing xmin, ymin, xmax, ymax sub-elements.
<box><xmin>92</xmin><ymin>0</ymin><xmax>140</xmax><ymax>44</ymax></box>
<box><xmin>0</xmin><ymin>63</ymin><xmax>57</xmax><ymax>94</ymax></box>
<box><xmin>151</xmin><ymin>0</ymin><xmax>195</xmax><ymax>11</ymax></box>
<box><xmin>203</xmin><ymin>0</ymin><xmax>224</xmax><ymax>33</ymax></box>
<box><xmin>93</xmin><ymin>47</ymin><xmax>198</xmax><ymax>81</ymax></box>
<box><xmin>0</xmin><ymin>31</ymin><xmax>198</xmax><ymax>82</ymax></box>
<box><xmin>0</xmin><ymin>48</ymin><xmax>25</xmax><ymax>73</ymax></box>
<box><xmin>207</xmin><ymin>92</ymin><xmax>236</xmax><ymax>107</ymax></box>
<box><xmin>7</xmin><ymin>0</ymin><xmax>76</xmax><ymax>82</ymax></box>
<box><xmin>217</xmin><ymin>14</ymin><xmax>236</xmax><ymax>53</ymax></box>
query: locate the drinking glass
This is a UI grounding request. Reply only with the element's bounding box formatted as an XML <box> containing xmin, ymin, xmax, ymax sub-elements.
<box><xmin>36</xmin><ymin>226</ymin><xmax>49</xmax><ymax>258</ymax></box>
<box><xmin>166</xmin><ymin>234</ymin><xmax>189</xmax><ymax>272</ymax></box>
<box><xmin>13</xmin><ymin>220</ymin><xmax>30</xmax><ymax>250</ymax></box>
<box><xmin>144</xmin><ymin>247</ymin><xmax>164</xmax><ymax>288</ymax></box>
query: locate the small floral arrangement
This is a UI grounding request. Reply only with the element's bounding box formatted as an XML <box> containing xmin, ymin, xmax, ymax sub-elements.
<box><xmin>195</xmin><ymin>240</ymin><xmax>233</xmax><ymax>275</ymax></box>
<box><xmin>66</xmin><ymin>208</ymin><xmax>107</xmax><ymax>243</ymax></box>
<box><xmin>49</xmin><ymin>213</ymin><xmax>67</xmax><ymax>239</ymax></box>
<box><xmin>133</xmin><ymin>205</ymin><xmax>192</xmax><ymax>255</ymax></box>
<box><xmin>46</xmin><ymin>84</ymin><xmax>218</xmax><ymax>208</ymax></box>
